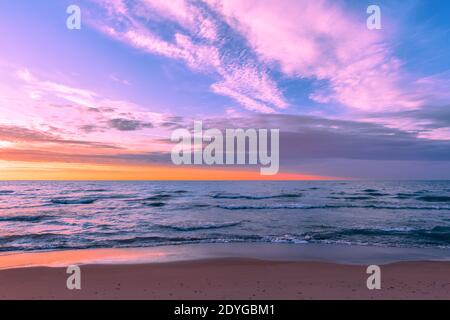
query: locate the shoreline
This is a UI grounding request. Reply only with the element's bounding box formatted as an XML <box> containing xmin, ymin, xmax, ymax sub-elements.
<box><xmin>1</xmin><ymin>243</ymin><xmax>450</xmax><ymax>270</ymax></box>
<box><xmin>0</xmin><ymin>243</ymin><xmax>450</xmax><ymax>271</ymax></box>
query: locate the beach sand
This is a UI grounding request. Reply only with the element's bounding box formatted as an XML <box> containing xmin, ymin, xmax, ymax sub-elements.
<box><xmin>0</xmin><ymin>258</ymin><xmax>449</xmax><ymax>300</ymax></box>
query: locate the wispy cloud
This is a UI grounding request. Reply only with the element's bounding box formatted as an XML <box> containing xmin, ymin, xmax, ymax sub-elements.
<box><xmin>0</xmin><ymin>124</ymin><xmax>121</xmax><ymax>149</ymax></box>
<box><xmin>88</xmin><ymin>0</ymin><xmax>289</xmax><ymax>113</ymax></box>
<box><xmin>0</xmin><ymin>66</ymin><xmax>178</xmax><ymax>162</ymax></box>
<box><xmin>108</xmin><ymin>118</ymin><xmax>154</xmax><ymax>131</ymax></box>
<box><xmin>204</xmin><ymin>0</ymin><xmax>433</xmax><ymax>112</ymax></box>
<box><xmin>87</xmin><ymin>0</ymin><xmax>450</xmax><ymax>121</ymax></box>
<box><xmin>362</xmin><ymin>104</ymin><xmax>450</xmax><ymax>141</ymax></box>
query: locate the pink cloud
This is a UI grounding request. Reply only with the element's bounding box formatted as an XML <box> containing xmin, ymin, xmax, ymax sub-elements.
<box><xmin>137</xmin><ymin>0</ymin><xmax>218</xmax><ymax>41</ymax></box>
<box><xmin>418</xmin><ymin>128</ymin><xmax>450</xmax><ymax>141</ymax></box>
<box><xmin>87</xmin><ymin>0</ymin><xmax>450</xmax><ymax>123</ymax></box>
<box><xmin>88</xmin><ymin>0</ymin><xmax>288</xmax><ymax>114</ymax></box>
<box><xmin>91</xmin><ymin>0</ymin><xmax>129</xmax><ymax>17</ymax></box>
<box><xmin>174</xmin><ymin>33</ymin><xmax>222</xmax><ymax>71</ymax></box>
<box><xmin>98</xmin><ymin>23</ymin><xmax>221</xmax><ymax>72</ymax></box>
<box><xmin>142</xmin><ymin>0</ymin><xmax>195</xmax><ymax>22</ymax></box>
<box><xmin>0</xmin><ymin>67</ymin><xmax>178</xmax><ymax>154</ymax></box>
<box><xmin>212</xmin><ymin>64</ymin><xmax>288</xmax><ymax>113</ymax></box>
<box><xmin>204</xmin><ymin>0</ymin><xmax>428</xmax><ymax>112</ymax></box>
<box><xmin>211</xmin><ymin>84</ymin><xmax>275</xmax><ymax>113</ymax></box>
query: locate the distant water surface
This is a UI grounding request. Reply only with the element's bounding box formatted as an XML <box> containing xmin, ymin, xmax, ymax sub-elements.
<box><xmin>0</xmin><ymin>181</ymin><xmax>449</xmax><ymax>252</ymax></box>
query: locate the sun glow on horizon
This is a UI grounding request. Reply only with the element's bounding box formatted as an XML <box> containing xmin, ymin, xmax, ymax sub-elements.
<box><xmin>0</xmin><ymin>161</ymin><xmax>341</xmax><ymax>181</ymax></box>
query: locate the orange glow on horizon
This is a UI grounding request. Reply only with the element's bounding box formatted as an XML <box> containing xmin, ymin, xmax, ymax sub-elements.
<box><xmin>0</xmin><ymin>161</ymin><xmax>342</xmax><ymax>181</ymax></box>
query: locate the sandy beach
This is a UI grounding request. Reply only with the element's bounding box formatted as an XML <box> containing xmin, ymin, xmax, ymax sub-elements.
<box><xmin>0</xmin><ymin>244</ymin><xmax>449</xmax><ymax>300</ymax></box>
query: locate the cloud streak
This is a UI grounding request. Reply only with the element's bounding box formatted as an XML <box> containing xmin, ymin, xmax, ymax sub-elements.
<box><xmin>204</xmin><ymin>0</ymin><xmax>439</xmax><ymax>112</ymax></box>
<box><xmin>88</xmin><ymin>0</ymin><xmax>289</xmax><ymax>113</ymax></box>
<box><xmin>86</xmin><ymin>0</ymin><xmax>450</xmax><ymax>122</ymax></box>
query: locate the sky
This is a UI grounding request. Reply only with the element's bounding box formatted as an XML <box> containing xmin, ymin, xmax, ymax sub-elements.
<box><xmin>0</xmin><ymin>0</ymin><xmax>449</xmax><ymax>180</ymax></box>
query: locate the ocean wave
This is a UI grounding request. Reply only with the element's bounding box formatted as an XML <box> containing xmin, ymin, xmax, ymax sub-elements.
<box><xmin>217</xmin><ymin>204</ymin><xmax>450</xmax><ymax>210</ymax></box>
<box><xmin>107</xmin><ymin>235</ymin><xmax>216</xmax><ymax>245</ymax></box>
<box><xmin>365</xmin><ymin>192</ymin><xmax>389</xmax><ymax>197</ymax></box>
<box><xmin>169</xmin><ymin>204</ymin><xmax>213</xmax><ymax>211</ymax></box>
<box><xmin>211</xmin><ymin>192</ymin><xmax>302</xmax><ymax>200</ymax></box>
<box><xmin>84</xmin><ymin>234</ymin><xmax>268</xmax><ymax>249</ymax></box>
<box><xmin>217</xmin><ymin>204</ymin><xmax>315</xmax><ymax>210</ymax></box>
<box><xmin>98</xmin><ymin>194</ymin><xmax>137</xmax><ymax>199</ymax></box>
<box><xmin>1</xmin><ymin>228</ymin><xmax>449</xmax><ymax>252</ymax></box>
<box><xmin>341</xmin><ymin>196</ymin><xmax>374</xmax><ymax>200</ymax></box>
<box><xmin>0</xmin><ymin>215</ymin><xmax>55</xmax><ymax>222</ymax></box>
<box><xmin>0</xmin><ymin>204</ymin><xmax>48</xmax><ymax>210</ymax></box>
<box><xmin>143</xmin><ymin>202</ymin><xmax>166</xmax><ymax>207</ymax></box>
<box><xmin>125</xmin><ymin>193</ymin><xmax>177</xmax><ymax>203</ymax></box>
<box><xmin>328</xmin><ymin>195</ymin><xmax>375</xmax><ymax>200</ymax></box>
<box><xmin>49</xmin><ymin>194</ymin><xmax>136</xmax><ymax>205</ymax></box>
<box><xmin>395</xmin><ymin>193</ymin><xmax>417</xmax><ymax>199</ymax></box>
<box><xmin>416</xmin><ymin>195</ymin><xmax>450</xmax><ymax>203</ymax></box>
<box><xmin>156</xmin><ymin>221</ymin><xmax>243</xmax><ymax>231</ymax></box>
<box><xmin>186</xmin><ymin>204</ymin><xmax>211</xmax><ymax>208</ymax></box>
<box><xmin>144</xmin><ymin>194</ymin><xmax>172</xmax><ymax>201</ymax></box>
<box><xmin>363</xmin><ymin>189</ymin><xmax>379</xmax><ymax>193</ymax></box>
<box><xmin>62</xmin><ymin>189</ymin><xmax>110</xmax><ymax>194</ymax></box>
<box><xmin>311</xmin><ymin>226</ymin><xmax>450</xmax><ymax>243</ymax></box>
<box><xmin>265</xmin><ymin>234</ymin><xmax>309</xmax><ymax>244</ymax></box>
<box><xmin>50</xmin><ymin>198</ymin><xmax>98</xmax><ymax>205</ymax></box>
<box><xmin>0</xmin><ymin>233</ymin><xmax>64</xmax><ymax>243</ymax></box>
<box><xmin>0</xmin><ymin>190</ymin><xmax>14</xmax><ymax>195</ymax></box>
